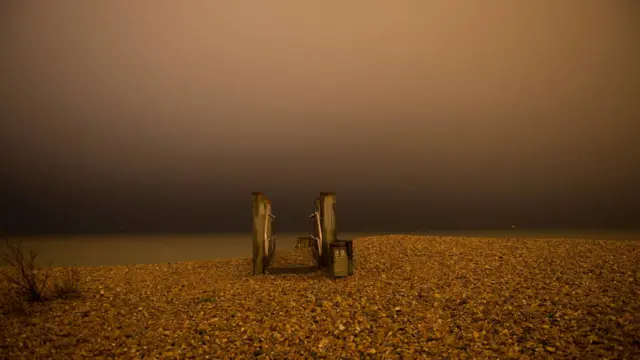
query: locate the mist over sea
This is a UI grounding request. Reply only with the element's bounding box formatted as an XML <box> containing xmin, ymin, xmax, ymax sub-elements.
<box><xmin>3</xmin><ymin>229</ymin><xmax>638</xmax><ymax>267</ymax></box>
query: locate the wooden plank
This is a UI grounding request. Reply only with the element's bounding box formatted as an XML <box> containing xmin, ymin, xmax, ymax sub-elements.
<box><xmin>295</xmin><ymin>237</ymin><xmax>310</xmax><ymax>251</ymax></box>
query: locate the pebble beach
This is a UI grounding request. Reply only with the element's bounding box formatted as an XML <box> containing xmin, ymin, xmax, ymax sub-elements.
<box><xmin>1</xmin><ymin>235</ymin><xmax>639</xmax><ymax>359</ymax></box>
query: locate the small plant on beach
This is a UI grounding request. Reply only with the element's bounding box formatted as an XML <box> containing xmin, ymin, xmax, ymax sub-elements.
<box><xmin>1</xmin><ymin>238</ymin><xmax>53</xmax><ymax>302</ymax></box>
<box><xmin>52</xmin><ymin>265</ymin><xmax>81</xmax><ymax>299</ymax></box>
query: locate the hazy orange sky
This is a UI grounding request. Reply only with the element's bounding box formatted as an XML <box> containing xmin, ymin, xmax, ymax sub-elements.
<box><xmin>1</xmin><ymin>1</ymin><xmax>639</xmax><ymax>232</ymax></box>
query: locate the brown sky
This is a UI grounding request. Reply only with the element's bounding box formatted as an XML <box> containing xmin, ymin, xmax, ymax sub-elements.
<box><xmin>1</xmin><ymin>1</ymin><xmax>639</xmax><ymax>232</ymax></box>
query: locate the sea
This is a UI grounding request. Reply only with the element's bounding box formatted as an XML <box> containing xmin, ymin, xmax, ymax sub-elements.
<box><xmin>3</xmin><ymin>229</ymin><xmax>639</xmax><ymax>267</ymax></box>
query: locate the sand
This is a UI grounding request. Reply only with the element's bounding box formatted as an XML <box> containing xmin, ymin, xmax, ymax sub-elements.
<box><xmin>1</xmin><ymin>235</ymin><xmax>639</xmax><ymax>359</ymax></box>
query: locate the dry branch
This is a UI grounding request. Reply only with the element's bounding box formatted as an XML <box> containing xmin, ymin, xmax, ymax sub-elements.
<box><xmin>1</xmin><ymin>238</ymin><xmax>52</xmax><ymax>301</ymax></box>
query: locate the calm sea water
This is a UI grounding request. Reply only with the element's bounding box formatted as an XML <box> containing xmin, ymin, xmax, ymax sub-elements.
<box><xmin>3</xmin><ymin>230</ymin><xmax>639</xmax><ymax>267</ymax></box>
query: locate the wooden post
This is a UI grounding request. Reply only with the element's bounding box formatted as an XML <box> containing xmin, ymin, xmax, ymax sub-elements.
<box><xmin>264</xmin><ymin>197</ymin><xmax>272</xmax><ymax>267</ymax></box>
<box><xmin>252</xmin><ymin>192</ymin><xmax>266</xmax><ymax>275</ymax></box>
<box><xmin>319</xmin><ymin>192</ymin><xmax>337</xmax><ymax>267</ymax></box>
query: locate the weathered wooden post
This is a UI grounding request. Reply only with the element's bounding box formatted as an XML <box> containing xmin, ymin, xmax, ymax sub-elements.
<box><xmin>319</xmin><ymin>192</ymin><xmax>337</xmax><ymax>266</ymax></box>
<box><xmin>252</xmin><ymin>192</ymin><xmax>267</xmax><ymax>275</ymax></box>
<box><xmin>264</xmin><ymin>197</ymin><xmax>272</xmax><ymax>268</ymax></box>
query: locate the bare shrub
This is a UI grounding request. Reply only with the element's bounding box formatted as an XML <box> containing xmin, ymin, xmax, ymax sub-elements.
<box><xmin>1</xmin><ymin>238</ymin><xmax>52</xmax><ymax>302</ymax></box>
<box><xmin>52</xmin><ymin>266</ymin><xmax>81</xmax><ymax>299</ymax></box>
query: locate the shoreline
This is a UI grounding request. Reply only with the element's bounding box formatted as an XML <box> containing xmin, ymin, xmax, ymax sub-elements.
<box><xmin>2</xmin><ymin>232</ymin><xmax>639</xmax><ymax>268</ymax></box>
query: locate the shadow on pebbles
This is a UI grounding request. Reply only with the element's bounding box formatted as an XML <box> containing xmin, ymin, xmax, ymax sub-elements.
<box><xmin>1</xmin><ymin>235</ymin><xmax>639</xmax><ymax>359</ymax></box>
